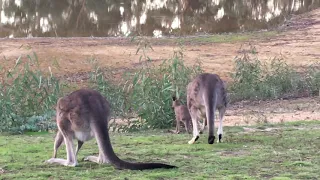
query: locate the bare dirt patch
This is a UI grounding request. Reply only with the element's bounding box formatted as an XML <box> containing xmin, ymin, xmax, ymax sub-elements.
<box><xmin>218</xmin><ymin>150</ymin><xmax>250</xmax><ymax>157</ymax></box>
<box><xmin>224</xmin><ymin>96</ymin><xmax>320</xmax><ymax>126</ymax></box>
<box><xmin>1</xmin><ymin>8</ymin><xmax>319</xmax><ymax>126</ymax></box>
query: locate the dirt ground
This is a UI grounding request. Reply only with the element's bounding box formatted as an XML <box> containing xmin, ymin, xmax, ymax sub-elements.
<box><xmin>0</xmin><ymin>8</ymin><xmax>319</xmax><ymax>126</ymax></box>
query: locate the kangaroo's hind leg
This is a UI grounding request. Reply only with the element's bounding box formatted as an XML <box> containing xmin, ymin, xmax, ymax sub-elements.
<box><xmin>199</xmin><ymin>116</ymin><xmax>207</xmax><ymax>134</ymax></box>
<box><xmin>53</xmin><ymin>131</ymin><xmax>64</xmax><ymax>158</ymax></box>
<box><xmin>217</xmin><ymin>106</ymin><xmax>226</xmax><ymax>143</ymax></box>
<box><xmin>183</xmin><ymin>119</ymin><xmax>191</xmax><ymax>134</ymax></box>
<box><xmin>53</xmin><ymin>131</ymin><xmax>84</xmax><ymax>158</ymax></box>
<box><xmin>175</xmin><ymin>118</ymin><xmax>181</xmax><ymax>134</ymax></box>
<box><xmin>188</xmin><ymin>107</ymin><xmax>200</xmax><ymax>144</ymax></box>
<box><xmin>46</xmin><ymin>129</ymin><xmax>78</xmax><ymax>166</ymax></box>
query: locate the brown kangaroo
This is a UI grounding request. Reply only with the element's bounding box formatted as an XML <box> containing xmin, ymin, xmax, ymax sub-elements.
<box><xmin>171</xmin><ymin>96</ymin><xmax>191</xmax><ymax>134</ymax></box>
<box><xmin>46</xmin><ymin>88</ymin><xmax>176</xmax><ymax>170</ymax></box>
<box><xmin>186</xmin><ymin>73</ymin><xmax>227</xmax><ymax>144</ymax></box>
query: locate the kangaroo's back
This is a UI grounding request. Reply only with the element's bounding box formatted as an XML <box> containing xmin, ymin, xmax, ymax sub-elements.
<box><xmin>187</xmin><ymin>73</ymin><xmax>226</xmax><ymax>108</ymax></box>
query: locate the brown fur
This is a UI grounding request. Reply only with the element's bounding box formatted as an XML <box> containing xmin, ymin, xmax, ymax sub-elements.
<box><xmin>171</xmin><ymin>97</ymin><xmax>192</xmax><ymax>134</ymax></box>
<box><xmin>46</xmin><ymin>88</ymin><xmax>176</xmax><ymax>170</ymax></box>
<box><xmin>186</xmin><ymin>73</ymin><xmax>227</xmax><ymax>144</ymax></box>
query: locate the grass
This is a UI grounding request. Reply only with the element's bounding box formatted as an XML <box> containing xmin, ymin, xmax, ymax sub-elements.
<box><xmin>0</xmin><ymin>120</ymin><xmax>319</xmax><ymax>180</ymax></box>
<box><xmin>146</xmin><ymin>31</ymin><xmax>279</xmax><ymax>45</ymax></box>
<box><xmin>174</xmin><ymin>31</ymin><xmax>278</xmax><ymax>44</ymax></box>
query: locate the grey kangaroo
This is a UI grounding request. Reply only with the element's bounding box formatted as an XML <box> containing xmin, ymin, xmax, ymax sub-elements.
<box><xmin>171</xmin><ymin>96</ymin><xmax>191</xmax><ymax>134</ymax></box>
<box><xmin>186</xmin><ymin>73</ymin><xmax>227</xmax><ymax>144</ymax></box>
<box><xmin>46</xmin><ymin>88</ymin><xmax>176</xmax><ymax>170</ymax></box>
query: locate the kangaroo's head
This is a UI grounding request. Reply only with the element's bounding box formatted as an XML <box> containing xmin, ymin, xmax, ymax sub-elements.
<box><xmin>172</xmin><ymin>96</ymin><xmax>181</xmax><ymax>108</ymax></box>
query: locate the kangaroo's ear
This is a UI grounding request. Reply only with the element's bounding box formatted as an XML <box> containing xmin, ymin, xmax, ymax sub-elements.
<box><xmin>172</xmin><ymin>96</ymin><xmax>176</xmax><ymax>101</ymax></box>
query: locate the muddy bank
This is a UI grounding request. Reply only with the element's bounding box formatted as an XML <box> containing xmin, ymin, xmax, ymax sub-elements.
<box><xmin>1</xmin><ymin>8</ymin><xmax>319</xmax><ymax>80</ymax></box>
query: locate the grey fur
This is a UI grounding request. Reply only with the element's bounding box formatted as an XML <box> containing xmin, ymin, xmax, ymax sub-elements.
<box><xmin>186</xmin><ymin>73</ymin><xmax>227</xmax><ymax>144</ymax></box>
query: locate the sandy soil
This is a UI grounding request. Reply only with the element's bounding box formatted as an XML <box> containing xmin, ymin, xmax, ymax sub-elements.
<box><xmin>0</xmin><ymin>8</ymin><xmax>319</xmax><ymax>126</ymax></box>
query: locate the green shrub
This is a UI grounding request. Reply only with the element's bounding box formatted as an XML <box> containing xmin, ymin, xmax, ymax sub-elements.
<box><xmin>0</xmin><ymin>53</ymin><xmax>63</xmax><ymax>133</ymax></box>
<box><xmin>88</xmin><ymin>53</ymin><xmax>202</xmax><ymax>130</ymax></box>
<box><xmin>229</xmin><ymin>52</ymin><xmax>320</xmax><ymax>101</ymax></box>
<box><xmin>89</xmin><ymin>63</ymin><xmax>127</xmax><ymax>117</ymax></box>
<box><xmin>305</xmin><ymin>63</ymin><xmax>320</xmax><ymax>95</ymax></box>
<box><xmin>125</xmin><ymin>53</ymin><xmax>203</xmax><ymax>129</ymax></box>
<box><xmin>88</xmin><ymin>61</ymin><xmax>133</xmax><ymax>131</ymax></box>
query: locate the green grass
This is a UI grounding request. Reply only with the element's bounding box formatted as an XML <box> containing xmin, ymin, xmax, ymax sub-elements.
<box><xmin>175</xmin><ymin>31</ymin><xmax>278</xmax><ymax>44</ymax></box>
<box><xmin>1</xmin><ymin>120</ymin><xmax>319</xmax><ymax>180</ymax></box>
<box><xmin>147</xmin><ymin>31</ymin><xmax>279</xmax><ymax>45</ymax></box>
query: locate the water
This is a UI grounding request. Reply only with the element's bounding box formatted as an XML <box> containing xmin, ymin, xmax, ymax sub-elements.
<box><xmin>0</xmin><ymin>0</ymin><xmax>319</xmax><ymax>38</ymax></box>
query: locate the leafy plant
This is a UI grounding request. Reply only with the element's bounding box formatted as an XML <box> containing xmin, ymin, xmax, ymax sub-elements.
<box><xmin>0</xmin><ymin>53</ymin><xmax>64</xmax><ymax>133</ymax></box>
<box><xmin>125</xmin><ymin>52</ymin><xmax>203</xmax><ymax>129</ymax></box>
<box><xmin>229</xmin><ymin>48</ymin><xmax>320</xmax><ymax>102</ymax></box>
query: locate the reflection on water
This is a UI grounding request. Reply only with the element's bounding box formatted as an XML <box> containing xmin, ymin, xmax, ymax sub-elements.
<box><xmin>0</xmin><ymin>0</ymin><xmax>319</xmax><ymax>38</ymax></box>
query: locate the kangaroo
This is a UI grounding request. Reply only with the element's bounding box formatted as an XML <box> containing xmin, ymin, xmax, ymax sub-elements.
<box><xmin>46</xmin><ymin>88</ymin><xmax>176</xmax><ymax>170</ymax></box>
<box><xmin>186</xmin><ymin>73</ymin><xmax>227</xmax><ymax>144</ymax></box>
<box><xmin>171</xmin><ymin>96</ymin><xmax>191</xmax><ymax>134</ymax></box>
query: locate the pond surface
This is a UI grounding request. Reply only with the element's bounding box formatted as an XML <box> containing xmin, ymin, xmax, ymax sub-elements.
<box><xmin>0</xmin><ymin>0</ymin><xmax>319</xmax><ymax>38</ymax></box>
